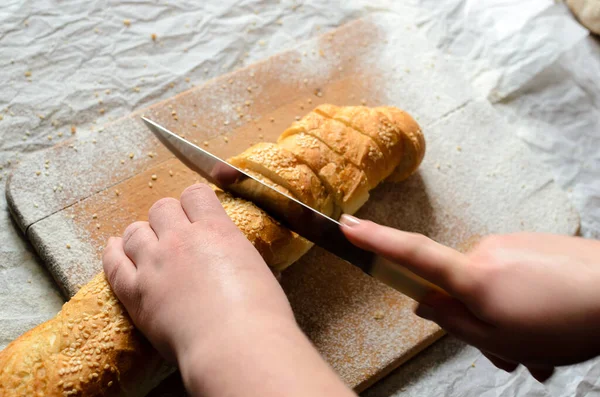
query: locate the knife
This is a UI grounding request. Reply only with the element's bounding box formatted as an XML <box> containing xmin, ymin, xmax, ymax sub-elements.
<box><xmin>141</xmin><ymin>117</ymin><xmax>448</xmax><ymax>302</ymax></box>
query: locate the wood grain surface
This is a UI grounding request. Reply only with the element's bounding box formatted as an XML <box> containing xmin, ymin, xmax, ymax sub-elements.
<box><xmin>7</xmin><ymin>15</ymin><xmax>579</xmax><ymax>394</ymax></box>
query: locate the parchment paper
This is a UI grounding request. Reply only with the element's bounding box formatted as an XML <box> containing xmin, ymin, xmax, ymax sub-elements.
<box><xmin>1</xmin><ymin>1</ymin><xmax>599</xmax><ymax>396</ymax></box>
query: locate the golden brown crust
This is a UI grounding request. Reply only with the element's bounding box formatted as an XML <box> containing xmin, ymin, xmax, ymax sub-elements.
<box><xmin>0</xmin><ymin>273</ymin><xmax>171</xmax><ymax>397</ymax></box>
<box><xmin>277</xmin><ymin>133</ymin><xmax>369</xmax><ymax>215</ymax></box>
<box><xmin>315</xmin><ymin>104</ymin><xmax>405</xmax><ymax>180</ymax></box>
<box><xmin>0</xmin><ymin>105</ymin><xmax>424</xmax><ymax>397</ymax></box>
<box><xmin>280</xmin><ymin>110</ymin><xmax>385</xmax><ymax>189</ymax></box>
<box><xmin>376</xmin><ymin>107</ymin><xmax>425</xmax><ymax>182</ymax></box>
<box><xmin>213</xmin><ymin>186</ymin><xmax>313</xmax><ymax>272</ymax></box>
<box><xmin>229</xmin><ymin>142</ymin><xmax>336</xmax><ymax>217</ymax></box>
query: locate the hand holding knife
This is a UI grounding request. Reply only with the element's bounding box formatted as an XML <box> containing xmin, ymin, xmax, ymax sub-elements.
<box><xmin>141</xmin><ymin>117</ymin><xmax>449</xmax><ymax>302</ymax></box>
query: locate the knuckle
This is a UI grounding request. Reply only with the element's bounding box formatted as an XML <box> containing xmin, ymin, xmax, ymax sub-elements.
<box><xmin>181</xmin><ymin>183</ymin><xmax>213</xmax><ymax>200</ymax></box>
<box><xmin>196</xmin><ymin>216</ymin><xmax>239</xmax><ymax>240</ymax></box>
<box><xmin>159</xmin><ymin>231</ymin><xmax>187</xmax><ymax>253</ymax></box>
<box><xmin>149</xmin><ymin>197</ymin><xmax>179</xmax><ymax>213</ymax></box>
<box><xmin>102</xmin><ymin>242</ymin><xmax>115</xmax><ymax>264</ymax></box>
<box><xmin>104</xmin><ymin>257</ymin><xmax>122</xmax><ymax>287</ymax></box>
<box><xmin>123</xmin><ymin>221</ymin><xmax>146</xmax><ymax>239</ymax></box>
<box><xmin>123</xmin><ymin>222</ymin><xmax>152</xmax><ymax>251</ymax></box>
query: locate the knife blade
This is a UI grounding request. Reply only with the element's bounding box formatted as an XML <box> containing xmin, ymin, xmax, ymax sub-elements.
<box><xmin>141</xmin><ymin>116</ymin><xmax>447</xmax><ymax>302</ymax></box>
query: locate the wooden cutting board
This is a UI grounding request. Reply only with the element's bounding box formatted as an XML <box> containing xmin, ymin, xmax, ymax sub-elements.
<box><xmin>7</xmin><ymin>14</ymin><xmax>579</xmax><ymax>394</ymax></box>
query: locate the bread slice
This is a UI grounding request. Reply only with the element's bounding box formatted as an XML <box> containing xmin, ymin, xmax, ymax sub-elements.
<box><xmin>238</xmin><ymin>167</ymin><xmax>295</xmax><ymax>198</ymax></box>
<box><xmin>229</xmin><ymin>143</ymin><xmax>336</xmax><ymax>217</ymax></box>
<box><xmin>277</xmin><ymin>133</ymin><xmax>369</xmax><ymax>215</ymax></box>
<box><xmin>315</xmin><ymin>104</ymin><xmax>404</xmax><ymax>180</ymax></box>
<box><xmin>279</xmin><ymin>111</ymin><xmax>385</xmax><ymax>189</ymax></box>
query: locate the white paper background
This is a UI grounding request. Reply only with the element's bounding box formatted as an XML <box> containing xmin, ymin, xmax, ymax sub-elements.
<box><xmin>1</xmin><ymin>1</ymin><xmax>599</xmax><ymax>396</ymax></box>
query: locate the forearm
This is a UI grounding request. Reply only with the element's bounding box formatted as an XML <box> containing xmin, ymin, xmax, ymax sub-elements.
<box><xmin>178</xmin><ymin>316</ymin><xmax>356</xmax><ymax>397</ymax></box>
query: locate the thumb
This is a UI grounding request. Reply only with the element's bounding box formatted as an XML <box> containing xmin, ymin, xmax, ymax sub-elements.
<box><xmin>340</xmin><ymin>215</ymin><xmax>474</xmax><ymax>300</ymax></box>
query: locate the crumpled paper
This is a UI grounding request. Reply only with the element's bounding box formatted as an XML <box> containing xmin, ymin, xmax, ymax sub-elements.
<box><xmin>1</xmin><ymin>1</ymin><xmax>599</xmax><ymax>396</ymax></box>
<box><xmin>415</xmin><ymin>0</ymin><xmax>588</xmax><ymax>102</ymax></box>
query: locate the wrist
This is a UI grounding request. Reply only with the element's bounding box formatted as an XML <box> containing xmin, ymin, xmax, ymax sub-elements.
<box><xmin>176</xmin><ymin>312</ymin><xmax>300</xmax><ymax>392</ymax></box>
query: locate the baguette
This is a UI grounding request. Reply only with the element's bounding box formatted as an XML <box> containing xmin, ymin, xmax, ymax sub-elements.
<box><xmin>0</xmin><ymin>105</ymin><xmax>424</xmax><ymax>396</ymax></box>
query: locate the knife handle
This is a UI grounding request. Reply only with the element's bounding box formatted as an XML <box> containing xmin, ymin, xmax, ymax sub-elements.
<box><xmin>370</xmin><ymin>256</ymin><xmax>449</xmax><ymax>302</ymax></box>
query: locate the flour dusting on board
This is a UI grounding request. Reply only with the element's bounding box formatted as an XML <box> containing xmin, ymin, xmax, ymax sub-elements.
<box><xmin>7</xmin><ymin>117</ymin><xmax>162</xmax><ymax>231</ymax></box>
<box><xmin>28</xmin><ymin>211</ymin><xmax>102</xmax><ymax>298</ymax></box>
<box><xmin>281</xmin><ymin>248</ymin><xmax>442</xmax><ymax>387</ymax></box>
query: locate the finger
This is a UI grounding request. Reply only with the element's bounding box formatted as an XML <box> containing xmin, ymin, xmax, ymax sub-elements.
<box><xmin>210</xmin><ymin>162</ymin><xmax>241</xmax><ymax>186</ymax></box>
<box><xmin>180</xmin><ymin>183</ymin><xmax>228</xmax><ymax>223</ymax></box>
<box><xmin>415</xmin><ymin>293</ymin><xmax>494</xmax><ymax>349</ymax></box>
<box><xmin>102</xmin><ymin>237</ymin><xmax>138</xmax><ymax>307</ymax></box>
<box><xmin>148</xmin><ymin>197</ymin><xmax>189</xmax><ymax>239</ymax></box>
<box><xmin>340</xmin><ymin>215</ymin><xmax>473</xmax><ymax>297</ymax></box>
<box><xmin>122</xmin><ymin>221</ymin><xmax>158</xmax><ymax>264</ymax></box>
<box><xmin>482</xmin><ymin>352</ymin><xmax>519</xmax><ymax>373</ymax></box>
<box><xmin>527</xmin><ymin>366</ymin><xmax>554</xmax><ymax>383</ymax></box>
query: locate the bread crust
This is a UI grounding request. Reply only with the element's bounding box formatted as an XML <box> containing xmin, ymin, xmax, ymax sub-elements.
<box><xmin>0</xmin><ymin>273</ymin><xmax>171</xmax><ymax>397</ymax></box>
<box><xmin>280</xmin><ymin>111</ymin><xmax>385</xmax><ymax>189</ymax></box>
<box><xmin>377</xmin><ymin>106</ymin><xmax>425</xmax><ymax>182</ymax></box>
<box><xmin>229</xmin><ymin>142</ymin><xmax>336</xmax><ymax>217</ymax></box>
<box><xmin>277</xmin><ymin>132</ymin><xmax>369</xmax><ymax>215</ymax></box>
<box><xmin>214</xmin><ymin>184</ymin><xmax>313</xmax><ymax>272</ymax></box>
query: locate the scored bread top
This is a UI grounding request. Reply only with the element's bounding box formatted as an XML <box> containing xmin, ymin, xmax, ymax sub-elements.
<box><xmin>316</xmin><ymin>104</ymin><xmax>405</xmax><ymax>180</ymax></box>
<box><xmin>277</xmin><ymin>132</ymin><xmax>369</xmax><ymax>215</ymax></box>
<box><xmin>279</xmin><ymin>111</ymin><xmax>386</xmax><ymax>189</ymax></box>
<box><xmin>229</xmin><ymin>142</ymin><xmax>336</xmax><ymax>217</ymax></box>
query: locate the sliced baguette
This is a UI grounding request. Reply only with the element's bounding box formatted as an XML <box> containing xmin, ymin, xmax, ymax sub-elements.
<box><xmin>279</xmin><ymin>111</ymin><xmax>385</xmax><ymax>188</ymax></box>
<box><xmin>277</xmin><ymin>132</ymin><xmax>369</xmax><ymax>215</ymax></box>
<box><xmin>229</xmin><ymin>142</ymin><xmax>336</xmax><ymax>217</ymax></box>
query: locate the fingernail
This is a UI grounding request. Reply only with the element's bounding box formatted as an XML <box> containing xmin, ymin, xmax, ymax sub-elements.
<box><xmin>415</xmin><ymin>304</ymin><xmax>435</xmax><ymax>321</ymax></box>
<box><xmin>340</xmin><ymin>214</ymin><xmax>361</xmax><ymax>227</ymax></box>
